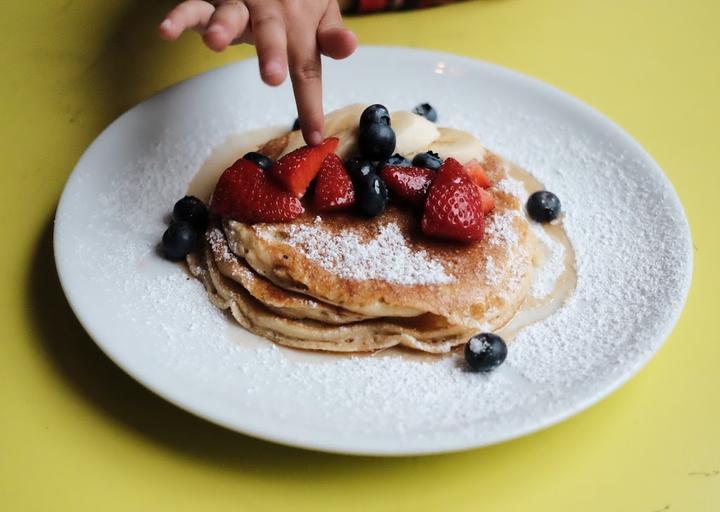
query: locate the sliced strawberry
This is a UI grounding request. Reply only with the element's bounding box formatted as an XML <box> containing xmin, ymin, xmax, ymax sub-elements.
<box><xmin>312</xmin><ymin>154</ymin><xmax>355</xmax><ymax>212</ymax></box>
<box><xmin>380</xmin><ymin>165</ymin><xmax>435</xmax><ymax>206</ymax></box>
<box><xmin>421</xmin><ymin>158</ymin><xmax>485</xmax><ymax>242</ymax></box>
<box><xmin>464</xmin><ymin>159</ymin><xmax>491</xmax><ymax>189</ymax></box>
<box><xmin>269</xmin><ymin>137</ymin><xmax>339</xmax><ymax>197</ymax></box>
<box><xmin>210</xmin><ymin>158</ymin><xmax>304</xmax><ymax>223</ymax></box>
<box><xmin>478</xmin><ymin>188</ymin><xmax>495</xmax><ymax>214</ymax></box>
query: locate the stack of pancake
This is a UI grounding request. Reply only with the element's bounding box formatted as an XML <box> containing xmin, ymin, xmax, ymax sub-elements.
<box><xmin>187</xmin><ymin>105</ymin><xmax>535</xmax><ymax>353</ymax></box>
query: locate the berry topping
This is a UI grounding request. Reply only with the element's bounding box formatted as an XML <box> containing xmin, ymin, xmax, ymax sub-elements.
<box><xmin>360</xmin><ymin>104</ymin><xmax>391</xmax><ymax>128</ymax></box>
<box><xmin>210</xmin><ymin>158</ymin><xmax>304</xmax><ymax>223</ymax></box>
<box><xmin>478</xmin><ymin>188</ymin><xmax>496</xmax><ymax>215</ymax></box>
<box><xmin>243</xmin><ymin>151</ymin><xmax>273</xmax><ymax>171</ymax></box>
<box><xmin>464</xmin><ymin>333</ymin><xmax>507</xmax><ymax>372</ymax></box>
<box><xmin>413</xmin><ymin>102</ymin><xmax>438</xmax><ymax>123</ymax></box>
<box><xmin>172</xmin><ymin>196</ymin><xmax>208</xmax><ymax>230</ymax></box>
<box><xmin>292</xmin><ymin>117</ymin><xmax>300</xmax><ymax>131</ymax></box>
<box><xmin>378</xmin><ymin>153</ymin><xmax>412</xmax><ymax>170</ymax></box>
<box><xmin>526</xmin><ymin>190</ymin><xmax>561</xmax><ymax>223</ymax></box>
<box><xmin>412</xmin><ymin>151</ymin><xmax>442</xmax><ymax>171</ymax></box>
<box><xmin>380</xmin><ymin>166</ymin><xmax>435</xmax><ymax>206</ymax></box>
<box><xmin>464</xmin><ymin>159</ymin><xmax>491</xmax><ymax>189</ymax></box>
<box><xmin>312</xmin><ymin>154</ymin><xmax>356</xmax><ymax>212</ymax></box>
<box><xmin>355</xmin><ymin>172</ymin><xmax>388</xmax><ymax>217</ymax></box>
<box><xmin>269</xmin><ymin>137</ymin><xmax>339</xmax><ymax>198</ymax></box>
<box><xmin>421</xmin><ymin>158</ymin><xmax>485</xmax><ymax>242</ymax></box>
<box><xmin>359</xmin><ymin>123</ymin><xmax>396</xmax><ymax>161</ymax></box>
<box><xmin>161</xmin><ymin>221</ymin><xmax>197</xmax><ymax>261</ymax></box>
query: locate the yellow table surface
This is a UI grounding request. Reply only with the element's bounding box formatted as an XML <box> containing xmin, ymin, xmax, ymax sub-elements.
<box><xmin>2</xmin><ymin>1</ymin><xmax>719</xmax><ymax>510</ymax></box>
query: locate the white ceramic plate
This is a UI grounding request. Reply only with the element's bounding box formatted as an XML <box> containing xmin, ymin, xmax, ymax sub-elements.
<box><xmin>54</xmin><ymin>47</ymin><xmax>692</xmax><ymax>456</ymax></box>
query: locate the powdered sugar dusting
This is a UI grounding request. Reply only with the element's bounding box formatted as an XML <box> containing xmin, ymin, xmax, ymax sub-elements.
<box><xmin>469</xmin><ymin>337</ymin><xmax>490</xmax><ymax>353</ymax></box>
<box><xmin>131</xmin><ymin>272</ymin><xmax>226</xmax><ymax>342</ymax></box>
<box><xmin>495</xmin><ymin>177</ymin><xmax>527</xmax><ymax>200</ymax></box>
<box><xmin>529</xmin><ymin>223</ymin><xmax>566</xmax><ymax>299</ymax></box>
<box><xmin>485</xmin><ymin>210</ymin><xmax>521</xmax><ymax>249</ymax></box>
<box><xmin>484</xmin><ymin>255</ymin><xmax>501</xmax><ymax>286</ymax></box>
<box><xmin>278</xmin><ymin>221</ymin><xmax>454</xmax><ymax>285</ymax></box>
<box><xmin>490</xmin><ymin>175</ymin><xmax>566</xmax><ymax>300</ymax></box>
<box><xmin>481</xmin><ymin>210</ymin><xmax>531</xmax><ymax>295</ymax></box>
<box><xmin>56</xmin><ymin>55</ymin><xmax>692</xmax><ymax>453</ymax></box>
<box><xmin>207</xmin><ymin>227</ymin><xmax>236</xmax><ymax>263</ymax></box>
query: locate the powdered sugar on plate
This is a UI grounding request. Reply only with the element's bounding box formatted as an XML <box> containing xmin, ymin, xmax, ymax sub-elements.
<box><xmin>54</xmin><ymin>51</ymin><xmax>692</xmax><ymax>454</ymax></box>
<box><xmin>278</xmin><ymin>220</ymin><xmax>454</xmax><ymax>285</ymax></box>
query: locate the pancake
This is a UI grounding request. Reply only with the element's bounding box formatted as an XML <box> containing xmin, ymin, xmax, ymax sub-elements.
<box><xmin>224</xmin><ymin>152</ymin><xmax>534</xmax><ymax>328</ymax></box>
<box><xmin>189</xmin><ymin>245</ymin><xmax>496</xmax><ymax>353</ymax></box>
<box><xmin>189</xmin><ymin>106</ymin><xmax>536</xmax><ymax>352</ymax></box>
<box><xmin>205</xmin><ymin>224</ymin><xmax>369</xmax><ymax>324</ymax></box>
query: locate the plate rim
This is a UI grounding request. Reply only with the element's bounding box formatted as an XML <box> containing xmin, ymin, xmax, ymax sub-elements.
<box><xmin>53</xmin><ymin>45</ymin><xmax>694</xmax><ymax>456</ymax></box>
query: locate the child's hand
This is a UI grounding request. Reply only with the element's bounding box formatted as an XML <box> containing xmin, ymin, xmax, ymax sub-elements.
<box><xmin>159</xmin><ymin>0</ymin><xmax>357</xmax><ymax>145</ymax></box>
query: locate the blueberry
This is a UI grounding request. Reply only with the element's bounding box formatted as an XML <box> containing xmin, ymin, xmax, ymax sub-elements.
<box><xmin>464</xmin><ymin>333</ymin><xmax>507</xmax><ymax>372</ymax></box>
<box><xmin>526</xmin><ymin>190</ymin><xmax>561</xmax><ymax>223</ymax></box>
<box><xmin>172</xmin><ymin>196</ymin><xmax>208</xmax><ymax>231</ymax></box>
<box><xmin>411</xmin><ymin>151</ymin><xmax>442</xmax><ymax>171</ymax></box>
<box><xmin>162</xmin><ymin>221</ymin><xmax>198</xmax><ymax>261</ymax></box>
<box><xmin>413</xmin><ymin>102</ymin><xmax>438</xmax><ymax>123</ymax></box>
<box><xmin>359</xmin><ymin>123</ymin><xmax>396</xmax><ymax>161</ymax></box>
<box><xmin>243</xmin><ymin>151</ymin><xmax>273</xmax><ymax>171</ymax></box>
<box><xmin>360</xmin><ymin>104</ymin><xmax>390</xmax><ymax>128</ymax></box>
<box><xmin>345</xmin><ymin>158</ymin><xmax>376</xmax><ymax>182</ymax></box>
<box><xmin>378</xmin><ymin>153</ymin><xmax>411</xmax><ymax>170</ymax></box>
<box><xmin>356</xmin><ymin>173</ymin><xmax>388</xmax><ymax>217</ymax></box>
<box><xmin>292</xmin><ymin>117</ymin><xmax>300</xmax><ymax>131</ymax></box>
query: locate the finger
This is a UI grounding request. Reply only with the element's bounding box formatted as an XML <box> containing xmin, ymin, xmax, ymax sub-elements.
<box><xmin>318</xmin><ymin>27</ymin><xmax>357</xmax><ymax>60</ymax></box>
<box><xmin>230</xmin><ymin>32</ymin><xmax>254</xmax><ymax>45</ymax></box>
<box><xmin>203</xmin><ymin>0</ymin><xmax>250</xmax><ymax>52</ymax></box>
<box><xmin>159</xmin><ymin>0</ymin><xmax>215</xmax><ymax>41</ymax></box>
<box><xmin>317</xmin><ymin>2</ymin><xmax>358</xmax><ymax>60</ymax></box>
<box><xmin>287</xmin><ymin>24</ymin><xmax>324</xmax><ymax>145</ymax></box>
<box><xmin>248</xmin><ymin>4</ymin><xmax>288</xmax><ymax>86</ymax></box>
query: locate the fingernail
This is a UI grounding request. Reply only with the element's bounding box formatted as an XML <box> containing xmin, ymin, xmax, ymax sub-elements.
<box><xmin>308</xmin><ymin>131</ymin><xmax>322</xmax><ymax>146</ymax></box>
<box><xmin>207</xmin><ymin>24</ymin><xmax>224</xmax><ymax>35</ymax></box>
<box><xmin>159</xmin><ymin>19</ymin><xmax>172</xmax><ymax>30</ymax></box>
<box><xmin>264</xmin><ymin>60</ymin><xmax>283</xmax><ymax>78</ymax></box>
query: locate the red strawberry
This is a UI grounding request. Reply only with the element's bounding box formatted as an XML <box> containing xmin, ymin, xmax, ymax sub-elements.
<box><xmin>210</xmin><ymin>158</ymin><xmax>304</xmax><ymax>223</ymax></box>
<box><xmin>269</xmin><ymin>137</ymin><xmax>339</xmax><ymax>197</ymax></box>
<box><xmin>478</xmin><ymin>188</ymin><xmax>495</xmax><ymax>214</ymax></box>
<box><xmin>312</xmin><ymin>154</ymin><xmax>355</xmax><ymax>212</ymax></box>
<box><xmin>380</xmin><ymin>166</ymin><xmax>435</xmax><ymax>206</ymax></box>
<box><xmin>464</xmin><ymin>159</ymin><xmax>491</xmax><ymax>189</ymax></box>
<box><xmin>421</xmin><ymin>158</ymin><xmax>485</xmax><ymax>242</ymax></box>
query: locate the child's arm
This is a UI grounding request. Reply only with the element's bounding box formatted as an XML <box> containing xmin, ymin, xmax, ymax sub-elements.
<box><xmin>159</xmin><ymin>0</ymin><xmax>357</xmax><ymax>145</ymax></box>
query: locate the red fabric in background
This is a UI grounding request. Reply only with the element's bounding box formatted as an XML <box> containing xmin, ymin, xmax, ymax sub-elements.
<box><xmin>351</xmin><ymin>0</ymin><xmax>459</xmax><ymax>14</ymax></box>
<box><xmin>356</xmin><ymin>0</ymin><xmax>391</xmax><ymax>13</ymax></box>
